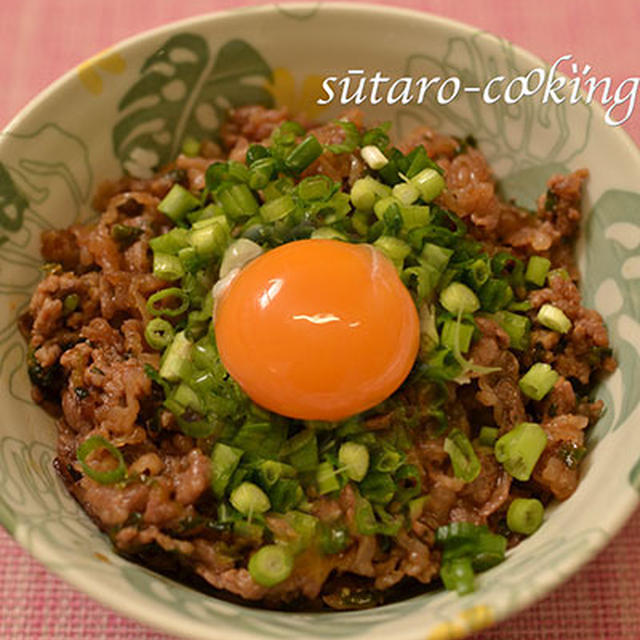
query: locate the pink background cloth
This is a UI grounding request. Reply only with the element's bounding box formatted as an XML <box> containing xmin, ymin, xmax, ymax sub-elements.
<box><xmin>1</xmin><ymin>0</ymin><xmax>638</xmax><ymax>638</ymax></box>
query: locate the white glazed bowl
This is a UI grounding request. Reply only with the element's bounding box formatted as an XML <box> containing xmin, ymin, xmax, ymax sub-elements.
<box><xmin>1</xmin><ymin>4</ymin><xmax>639</xmax><ymax>639</ymax></box>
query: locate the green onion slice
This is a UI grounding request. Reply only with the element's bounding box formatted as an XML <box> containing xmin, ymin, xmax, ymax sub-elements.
<box><xmin>338</xmin><ymin>442</ymin><xmax>369</xmax><ymax>482</ymax></box>
<box><xmin>147</xmin><ymin>288</ymin><xmax>189</xmax><ymax>317</ymax></box>
<box><xmin>494</xmin><ymin>422</ymin><xmax>547</xmax><ymax>481</ymax></box>
<box><xmin>230</xmin><ymin>482</ymin><xmax>271</xmax><ymax>516</ymax></box>
<box><xmin>519</xmin><ymin>362</ymin><xmax>559</xmax><ymax>401</ymax></box>
<box><xmin>444</xmin><ymin>429</ymin><xmax>481</xmax><ymax>483</ymax></box>
<box><xmin>440</xmin><ymin>557</ymin><xmax>475</xmax><ymax>595</ymax></box>
<box><xmin>506</xmin><ymin>498</ymin><xmax>544</xmax><ymax>535</ymax></box>
<box><xmin>248</xmin><ymin>545</ymin><xmax>294</xmax><ymax>587</ymax></box>
<box><xmin>77</xmin><ymin>436</ymin><xmax>127</xmax><ymax>485</ymax></box>
<box><xmin>144</xmin><ymin>318</ymin><xmax>175</xmax><ymax>350</ymax></box>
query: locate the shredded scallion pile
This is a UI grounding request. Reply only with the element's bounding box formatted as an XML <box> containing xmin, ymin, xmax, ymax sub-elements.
<box><xmin>84</xmin><ymin>119</ymin><xmax>565</xmax><ymax>592</ymax></box>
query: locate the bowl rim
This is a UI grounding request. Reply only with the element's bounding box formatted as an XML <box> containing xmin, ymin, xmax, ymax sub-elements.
<box><xmin>1</xmin><ymin>2</ymin><xmax>639</xmax><ymax>639</ymax></box>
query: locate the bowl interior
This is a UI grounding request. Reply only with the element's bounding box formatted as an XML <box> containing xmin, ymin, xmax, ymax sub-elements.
<box><xmin>1</xmin><ymin>4</ymin><xmax>639</xmax><ymax>639</ymax></box>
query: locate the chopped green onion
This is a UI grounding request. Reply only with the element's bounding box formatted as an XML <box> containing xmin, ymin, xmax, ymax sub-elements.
<box><xmin>478</xmin><ymin>278</ymin><xmax>513</xmax><ymax>312</ymax></box>
<box><xmin>508</xmin><ymin>300</ymin><xmax>532</xmax><ymax>312</ymax></box>
<box><xmin>248</xmin><ymin>157</ymin><xmax>276</xmax><ymax>190</ymax></box>
<box><xmin>181</xmin><ymin>136</ymin><xmax>200</xmax><ymax>157</ymax></box>
<box><xmin>258</xmin><ymin>460</ymin><xmax>295</xmax><ymax>488</ymax></box>
<box><xmin>361</xmin><ymin>144</ymin><xmax>389</xmax><ymax>170</ymax></box>
<box><xmin>174</xmin><ymin>407</ymin><xmax>215</xmax><ymax>438</ymax></box>
<box><xmin>547</xmin><ymin>268</ymin><xmax>570</xmax><ymax>282</ymax></box>
<box><xmin>248</xmin><ymin>545</ymin><xmax>293</xmax><ymax>587</ymax></box>
<box><xmin>525</xmin><ymin>256</ymin><xmax>551</xmax><ymax>287</ymax></box>
<box><xmin>354</xmin><ymin>497</ymin><xmax>402</xmax><ymax>536</ymax></box>
<box><xmin>149</xmin><ymin>227</ymin><xmax>189</xmax><ymax>255</ymax></box>
<box><xmin>338</xmin><ymin>442</ymin><xmax>369</xmax><ymax>482</ymax></box>
<box><xmin>230</xmin><ymin>482</ymin><xmax>271</xmax><ymax>516</ymax></box>
<box><xmin>147</xmin><ymin>288</ymin><xmax>189</xmax><ymax>318</ymax></box>
<box><xmin>373</xmin><ymin>236</ymin><xmax>411</xmax><ymax>271</ymax></box>
<box><xmin>153</xmin><ymin>253</ymin><xmax>185</xmax><ymax>281</ymax></box>
<box><xmin>411</xmin><ymin>167</ymin><xmax>446</xmax><ymax>202</ymax></box>
<box><xmin>442</xmin><ymin>532</ymin><xmax>507</xmax><ymax>571</ymax></box>
<box><xmin>260</xmin><ymin>194</ymin><xmax>297</xmax><ymax>222</ymax></box>
<box><xmin>297</xmin><ymin>175</ymin><xmax>333</xmax><ymax>201</ymax></box>
<box><xmin>391</xmin><ymin>182</ymin><xmax>419</xmax><ymax>207</ymax></box>
<box><xmin>323</xmin><ymin>192</ymin><xmax>351</xmax><ymax>220</ymax></box>
<box><xmin>444</xmin><ymin>429</ymin><xmax>481</xmax><ymax>483</ymax></box>
<box><xmin>359</xmin><ymin>471</ymin><xmax>395</xmax><ymax>504</ymax></box>
<box><xmin>494</xmin><ymin>422</ymin><xmax>547</xmax><ymax>481</ymax></box>
<box><xmin>492</xmin><ymin>310</ymin><xmax>530</xmax><ymax>350</ymax></box>
<box><xmin>325</xmin><ymin>120</ymin><xmax>361</xmax><ymax>154</ymax></box>
<box><xmin>233</xmin><ymin>420</ymin><xmax>286</xmax><ymax>459</ymax></box>
<box><xmin>408</xmin><ymin>495</ymin><xmax>428</xmax><ymax>521</ymax></box>
<box><xmin>373</xmin><ymin>448</ymin><xmax>403</xmax><ymax>473</ymax></box>
<box><xmin>316</xmin><ymin>461</ymin><xmax>341</xmax><ymax>495</ymax></box>
<box><xmin>246</xmin><ymin>144</ymin><xmax>270</xmax><ymax>165</ymax></box>
<box><xmin>361</xmin><ymin>122</ymin><xmax>391</xmax><ymax>149</ymax></box>
<box><xmin>404</xmin><ymin>263</ymin><xmax>440</xmax><ymax>301</ymax></box>
<box><xmin>373</xmin><ymin>196</ymin><xmax>398</xmax><ymax>221</ymax></box>
<box><xmin>477</xmin><ymin>426</ymin><xmax>499</xmax><ymax>447</ymax></box>
<box><xmin>177</xmin><ymin>246</ymin><xmax>201</xmax><ymax>272</ymax></box>
<box><xmin>440</xmin><ymin>282</ymin><xmax>480</xmax><ymax>314</ymax></box>
<box><xmin>350</xmin><ymin>177</ymin><xmax>390</xmax><ymax>211</ymax></box>
<box><xmin>395</xmin><ymin>464</ymin><xmax>422</xmax><ymax>503</ymax></box>
<box><xmin>62</xmin><ymin>293</ymin><xmax>79</xmax><ymax>314</ymax></box>
<box><xmin>227</xmin><ymin>161</ymin><xmax>250</xmax><ymax>183</ymax></box>
<box><xmin>210</xmin><ymin>443</ymin><xmax>243</xmax><ymax>498</ymax></box>
<box><xmin>262</xmin><ymin>176</ymin><xmax>295</xmax><ymax>201</ymax></box>
<box><xmin>467</xmin><ymin>258</ymin><xmax>490</xmax><ymax>289</ymax></box>
<box><xmin>282</xmin><ymin>429</ymin><xmax>318</xmax><ymax>473</ymax></box>
<box><xmin>144</xmin><ymin>318</ymin><xmax>175</xmax><ymax>350</ymax></box>
<box><xmin>269</xmin><ymin>478</ymin><xmax>304</xmax><ymax>512</ymax></box>
<box><xmin>285</xmin><ymin>135</ymin><xmax>323</xmax><ymax>173</ymax></box>
<box><xmin>158</xmin><ymin>184</ymin><xmax>200</xmax><ymax>222</ymax></box>
<box><xmin>401</xmin><ymin>204</ymin><xmax>431</xmax><ymax>230</ymax></box>
<box><xmin>507</xmin><ymin>498</ymin><xmax>544</xmax><ymax>535</ymax></box>
<box><xmin>234</xmin><ymin>520</ymin><xmax>264</xmax><ymax>541</ymax></box>
<box><xmin>436</xmin><ymin>522</ymin><xmax>507</xmax><ymax>572</ymax></box>
<box><xmin>440</xmin><ymin>557</ymin><xmax>475</xmax><ymax>595</ymax></box>
<box><xmin>188</xmin><ymin>217</ymin><xmax>229</xmax><ymax>258</ymax></box>
<box><xmin>519</xmin><ymin>362</ymin><xmax>559</xmax><ymax>401</ymax></box>
<box><xmin>77</xmin><ymin>436</ymin><xmax>127</xmax><ymax>485</ymax></box>
<box><xmin>159</xmin><ymin>330</ymin><xmax>192</xmax><ymax>381</ymax></box>
<box><xmin>310</xmin><ymin>227</ymin><xmax>348</xmax><ymax>241</ymax></box>
<box><xmin>319</xmin><ymin>523</ymin><xmax>351</xmax><ymax>554</ymax></box>
<box><xmin>111</xmin><ymin>223</ymin><xmax>143</xmax><ymax>247</ymax></box>
<box><xmin>172</xmin><ymin>382</ymin><xmax>201</xmax><ymax>411</ymax></box>
<box><xmin>405</xmin><ymin>145</ymin><xmax>442</xmax><ymax>178</ymax></box>
<box><xmin>217</xmin><ymin>184</ymin><xmax>259</xmax><ymax>219</ymax></box>
<box><xmin>537</xmin><ymin>303</ymin><xmax>572</xmax><ymax>333</ymax></box>
<box><xmin>284</xmin><ymin>511</ymin><xmax>318</xmax><ymax>551</ymax></box>
<box><xmin>441</xmin><ymin>319</ymin><xmax>474</xmax><ymax>354</ymax></box>
<box><xmin>422</xmin><ymin>243</ymin><xmax>453</xmax><ymax>272</ymax></box>
<box><xmin>435</xmin><ymin>522</ymin><xmax>489</xmax><ymax>546</ymax></box>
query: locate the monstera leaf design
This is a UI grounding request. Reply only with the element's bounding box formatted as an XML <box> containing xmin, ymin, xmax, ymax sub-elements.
<box><xmin>113</xmin><ymin>34</ymin><xmax>274</xmax><ymax>177</ymax></box>
<box><xmin>403</xmin><ymin>31</ymin><xmax>592</xmax><ymax>180</ymax></box>
<box><xmin>582</xmin><ymin>190</ymin><xmax>640</xmax><ymax>441</ymax></box>
<box><xmin>0</xmin><ymin>123</ymin><xmax>93</xmax><ymax>402</ymax></box>
<box><xmin>496</xmin><ymin>162</ymin><xmax>569</xmax><ymax>211</ymax></box>
<box><xmin>0</xmin><ymin>162</ymin><xmax>28</xmax><ymax>236</ymax></box>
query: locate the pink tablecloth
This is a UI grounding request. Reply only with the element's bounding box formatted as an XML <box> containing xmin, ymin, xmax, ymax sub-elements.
<box><xmin>1</xmin><ymin>0</ymin><xmax>639</xmax><ymax>638</ymax></box>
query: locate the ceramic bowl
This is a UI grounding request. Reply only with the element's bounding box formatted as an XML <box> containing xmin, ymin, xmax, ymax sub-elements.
<box><xmin>1</xmin><ymin>4</ymin><xmax>638</xmax><ymax>639</ymax></box>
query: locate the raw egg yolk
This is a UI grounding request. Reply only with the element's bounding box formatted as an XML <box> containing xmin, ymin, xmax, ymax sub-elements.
<box><xmin>214</xmin><ymin>239</ymin><xmax>420</xmax><ymax>421</ymax></box>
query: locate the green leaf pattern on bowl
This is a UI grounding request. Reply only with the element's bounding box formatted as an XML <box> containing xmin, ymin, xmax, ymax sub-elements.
<box><xmin>113</xmin><ymin>35</ymin><xmax>273</xmax><ymax>177</ymax></box>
